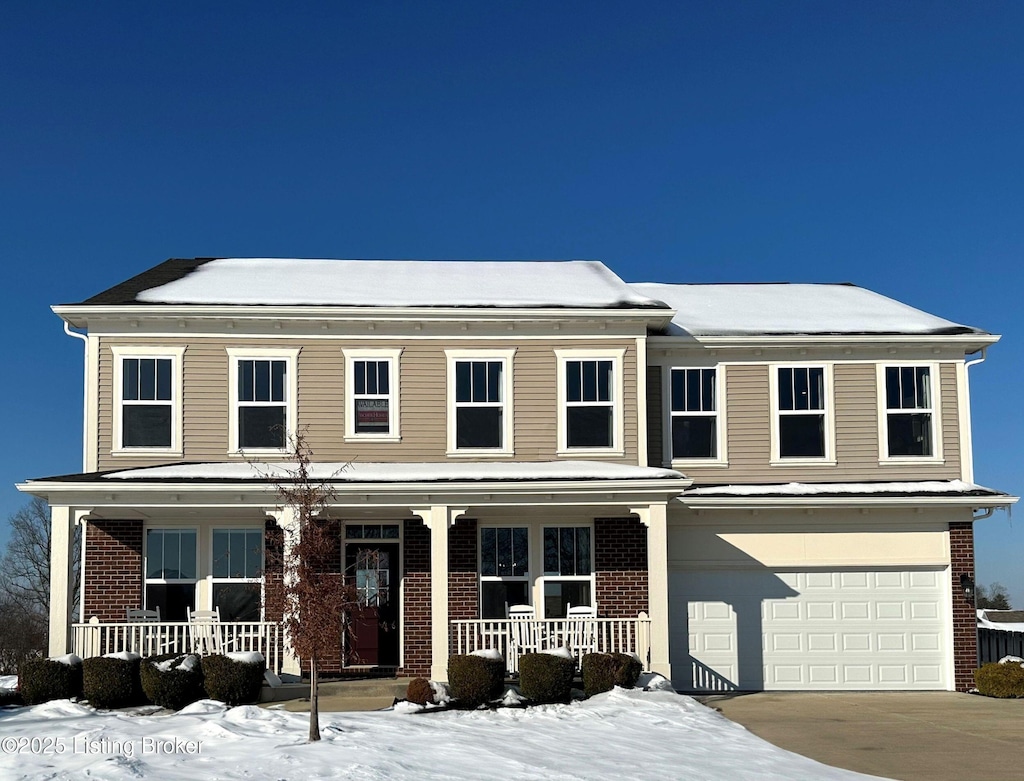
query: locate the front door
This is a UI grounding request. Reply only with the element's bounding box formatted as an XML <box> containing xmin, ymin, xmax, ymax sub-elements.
<box><xmin>346</xmin><ymin>543</ymin><xmax>400</xmax><ymax>666</ymax></box>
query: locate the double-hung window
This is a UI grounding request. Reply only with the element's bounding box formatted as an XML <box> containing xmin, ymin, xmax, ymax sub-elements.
<box><xmin>227</xmin><ymin>348</ymin><xmax>299</xmax><ymax>453</ymax></box>
<box><xmin>669</xmin><ymin>367</ymin><xmax>720</xmax><ymax>461</ymax></box>
<box><xmin>479</xmin><ymin>527</ymin><xmax>530</xmax><ymax>619</ymax></box>
<box><xmin>144</xmin><ymin>528</ymin><xmax>197</xmax><ymax>621</ymax></box>
<box><xmin>446</xmin><ymin>350</ymin><xmax>515</xmax><ymax>455</ymax></box>
<box><xmin>541</xmin><ymin>526</ymin><xmax>593</xmax><ymax>618</ymax></box>
<box><xmin>211</xmin><ymin>528</ymin><xmax>264</xmax><ymax>621</ymax></box>
<box><xmin>880</xmin><ymin>365</ymin><xmax>940</xmax><ymax>460</ymax></box>
<box><xmin>112</xmin><ymin>346</ymin><xmax>184</xmax><ymax>454</ymax></box>
<box><xmin>556</xmin><ymin>349</ymin><xmax>625</xmax><ymax>454</ymax></box>
<box><xmin>772</xmin><ymin>365</ymin><xmax>833</xmax><ymax>462</ymax></box>
<box><xmin>343</xmin><ymin>349</ymin><xmax>401</xmax><ymax>441</ymax></box>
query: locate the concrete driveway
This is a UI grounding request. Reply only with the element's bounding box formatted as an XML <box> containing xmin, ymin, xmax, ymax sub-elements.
<box><xmin>701</xmin><ymin>691</ymin><xmax>1024</xmax><ymax>781</ymax></box>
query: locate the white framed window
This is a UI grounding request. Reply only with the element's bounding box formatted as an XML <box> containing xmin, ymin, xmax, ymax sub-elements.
<box><xmin>227</xmin><ymin>348</ymin><xmax>299</xmax><ymax>454</ymax></box>
<box><xmin>479</xmin><ymin>526</ymin><xmax>530</xmax><ymax>619</ymax></box>
<box><xmin>555</xmin><ymin>348</ymin><xmax>626</xmax><ymax>455</ymax></box>
<box><xmin>144</xmin><ymin>528</ymin><xmax>198</xmax><ymax>621</ymax></box>
<box><xmin>667</xmin><ymin>366</ymin><xmax>726</xmax><ymax>465</ymax></box>
<box><xmin>878</xmin><ymin>364</ymin><xmax>943</xmax><ymax>462</ymax></box>
<box><xmin>111</xmin><ymin>346</ymin><xmax>185</xmax><ymax>455</ymax></box>
<box><xmin>770</xmin><ymin>364</ymin><xmax>835</xmax><ymax>465</ymax></box>
<box><xmin>343</xmin><ymin>348</ymin><xmax>402</xmax><ymax>442</ymax></box>
<box><xmin>540</xmin><ymin>525</ymin><xmax>593</xmax><ymax>619</ymax></box>
<box><xmin>445</xmin><ymin>349</ymin><xmax>515</xmax><ymax>456</ymax></box>
<box><xmin>210</xmin><ymin>527</ymin><xmax>264</xmax><ymax>621</ymax></box>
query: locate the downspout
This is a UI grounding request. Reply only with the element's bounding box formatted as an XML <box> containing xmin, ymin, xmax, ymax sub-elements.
<box><xmin>63</xmin><ymin>321</ymin><xmax>89</xmax><ymax>471</ymax></box>
<box><xmin>960</xmin><ymin>347</ymin><xmax>988</xmax><ymax>486</ymax></box>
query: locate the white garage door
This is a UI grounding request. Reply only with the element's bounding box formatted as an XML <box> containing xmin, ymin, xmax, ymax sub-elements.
<box><xmin>670</xmin><ymin>568</ymin><xmax>949</xmax><ymax>691</ymax></box>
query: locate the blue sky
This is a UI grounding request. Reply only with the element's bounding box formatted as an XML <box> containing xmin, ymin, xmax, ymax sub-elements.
<box><xmin>2</xmin><ymin>2</ymin><xmax>1022</xmax><ymax>603</ymax></box>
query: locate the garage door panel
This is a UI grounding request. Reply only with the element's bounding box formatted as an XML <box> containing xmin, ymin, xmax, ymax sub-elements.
<box><xmin>671</xmin><ymin>567</ymin><xmax>948</xmax><ymax>691</ymax></box>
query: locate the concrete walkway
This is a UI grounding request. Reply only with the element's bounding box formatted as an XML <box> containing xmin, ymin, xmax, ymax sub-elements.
<box><xmin>702</xmin><ymin>691</ymin><xmax>1024</xmax><ymax>781</ymax></box>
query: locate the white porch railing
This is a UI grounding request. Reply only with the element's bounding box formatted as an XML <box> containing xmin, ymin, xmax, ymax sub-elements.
<box><xmin>450</xmin><ymin>614</ymin><xmax>651</xmax><ymax>674</ymax></box>
<box><xmin>72</xmin><ymin>619</ymin><xmax>282</xmax><ymax>673</ymax></box>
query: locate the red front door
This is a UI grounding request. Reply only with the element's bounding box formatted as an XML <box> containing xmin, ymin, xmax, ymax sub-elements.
<box><xmin>346</xmin><ymin>543</ymin><xmax>400</xmax><ymax>666</ymax></box>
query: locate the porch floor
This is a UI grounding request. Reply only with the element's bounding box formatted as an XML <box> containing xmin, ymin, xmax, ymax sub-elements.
<box><xmin>262</xmin><ymin>677</ymin><xmax>414</xmax><ymax>712</ymax></box>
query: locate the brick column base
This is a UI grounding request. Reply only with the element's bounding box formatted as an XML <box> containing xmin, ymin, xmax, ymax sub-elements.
<box><xmin>950</xmin><ymin>521</ymin><xmax>977</xmax><ymax>692</ymax></box>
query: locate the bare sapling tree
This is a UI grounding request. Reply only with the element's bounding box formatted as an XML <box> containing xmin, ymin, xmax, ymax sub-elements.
<box><xmin>0</xmin><ymin>497</ymin><xmax>81</xmax><ymax>670</ymax></box>
<box><xmin>264</xmin><ymin>432</ymin><xmax>357</xmax><ymax>742</ymax></box>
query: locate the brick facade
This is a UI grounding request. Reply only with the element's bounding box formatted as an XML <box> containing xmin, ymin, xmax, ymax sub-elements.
<box><xmin>399</xmin><ymin>518</ymin><xmax>432</xmax><ymax>677</ymax></box>
<box><xmin>595</xmin><ymin>517</ymin><xmax>649</xmax><ymax>617</ymax></box>
<box><xmin>448</xmin><ymin>518</ymin><xmax>479</xmax><ymax>621</ymax></box>
<box><xmin>949</xmin><ymin>521</ymin><xmax>977</xmax><ymax>692</ymax></box>
<box><xmin>83</xmin><ymin>519</ymin><xmax>143</xmax><ymax>621</ymax></box>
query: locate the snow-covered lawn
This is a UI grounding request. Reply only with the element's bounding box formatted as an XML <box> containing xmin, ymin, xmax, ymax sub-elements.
<box><xmin>0</xmin><ymin>683</ymin><xmax>887</xmax><ymax>781</ymax></box>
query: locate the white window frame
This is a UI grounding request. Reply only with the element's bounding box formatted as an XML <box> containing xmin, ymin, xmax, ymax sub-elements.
<box><xmin>664</xmin><ymin>364</ymin><xmax>727</xmax><ymax>467</ymax></box>
<box><xmin>555</xmin><ymin>348</ymin><xmax>626</xmax><ymax>456</ymax></box>
<box><xmin>143</xmin><ymin>526</ymin><xmax>199</xmax><ymax>617</ymax></box>
<box><xmin>877</xmin><ymin>363</ymin><xmax>944</xmax><ymax>464</ymax></box>
<box><xmin>769</xmin><ymin>363</ymin><xmax>836</xmax><ymax>466</ymax></box>
<box><xmin>209</xmin><ymin>526</ymin><xmax>265</xmax><ymax>622</ymax></box>
<box><xmin>445</xmin><ymin>349</ymin><xmax>515</xmax><ymax>457</ymax></box>
<box><xmin>342</xmin><ymin>348</ymin><xmax>402</xmax><ymax>443</ymax></box>
<box><xmin>478</xmin><ymin>525</ymin><xmax>531</xmax><ymax>619</ymax></box>
<box><xmin>226</xmin><ymin>347</ymin><xmax>299</xmax><ymax>455</ymax></box>
<box><xmin>538</xmin><ymin>524</ymin><xmax>595</xmax><ymax>620</ymax></box>
<box><xmin>111</xmin><ymin>346</ymin><xmax>185</xmax><ymax>457</ymax></box>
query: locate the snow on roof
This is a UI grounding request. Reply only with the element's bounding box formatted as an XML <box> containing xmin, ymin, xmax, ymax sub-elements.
<box><xmin>630</xmin><ymin>282</ymin><xmax>985</xmax><ymax>337</ymax></box>
<box><xmin>977</xmin><ymin>610</ymin><xmax>1024</xmax><ymax>632</ymax></box>
<box><xmin>102</xmin><ymin>461</ymin><xmax>685</xmax><ymax>482</ymax></box>
<box><xmin>682</xmin><ymin>480</ymin><xmax>1003</xmax><ymax>497</ymax></box>
<box><xmin>134</xmin><ymin>258</ymin><xmax>666</xmax><ymax>309</ymax></box>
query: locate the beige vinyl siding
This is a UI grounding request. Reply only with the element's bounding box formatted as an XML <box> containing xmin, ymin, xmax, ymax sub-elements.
<box><xmin>97</xmin><ymin>337</ymin><xmax>639</xmax><ymax>468</ymax></box>
<box><xmin>677</xmin><ymin>362</ymin><xmax>961</xmax><ymax>484</ymax></box>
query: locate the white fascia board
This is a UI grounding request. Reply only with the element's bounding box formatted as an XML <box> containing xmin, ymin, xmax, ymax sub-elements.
<box><xmin>53</xmin><ymin>304</ymin><xmax>675</xmax><ymax>330</ymax></box>
<box><xmin>678</xmin><ymin>494</ymin><xmax>1019</xmax><ymax>510</ymax></box>
<box><xmin>647</xmin><ymin>333</ymin><xmax>1001</xmax><ymax>352</ymax></box>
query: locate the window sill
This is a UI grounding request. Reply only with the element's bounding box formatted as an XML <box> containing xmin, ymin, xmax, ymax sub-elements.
<box><xmin>556</xmin><ymin>448</ymin><xmax>626</xmax><ymax>458</ymax></box>
<box><xmin>769</xmin><ymin>458</ymin><xmax>837</xmax><ymax>467</ymax></box>
<box><xmin>228</xmin><ymin>448</ymin><xmax>291</xmax><ymax>458</ymax></box>
<box><xmin>446</xmin><ymin>450</ymin><xmax>515</xmax><ymax>458</ymax></box>
<box><xmin>671</xmin><ymin>459</ymin><xmax>729</xmax><ymax>469</ymax></box>
<box><xmin>111</xmin><ymin>448</ymin><xmax>183</xmax><ymax>458</ymax></box>
<box><xmin>345</xmin><ymin>435</ymin><xmax>402</xmax><ymax>444</ymax></box>
<box><xmin>878</xmin><ymin>456</ymin><xmax>946</xmax><ymax>466</ymax></box>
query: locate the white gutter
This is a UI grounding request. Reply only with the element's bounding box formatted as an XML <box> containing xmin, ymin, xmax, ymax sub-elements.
<box><xmin>678</xmin><ymin>495</ymin><xmax>1018</xmax><ymax>510</ymax></box>
<box><xmin>63</xmin><ymin>322</ymin><xmax>89</xmax><ymax>470</ymax></box>
<box><xmin>960</xmin><ymin>347</ymin><xmax>988</xmax><ymax>485</ymax></box>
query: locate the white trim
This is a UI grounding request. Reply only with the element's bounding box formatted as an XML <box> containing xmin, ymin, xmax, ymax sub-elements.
<box><xmin>110</xmin><ymin>346</ymin><xmax>185</xmax><ymax>457</ymax></box>
<box><xmin>86</xmin><ymin>335</ymin><xmax>100</xmax><ymax>472</ymax></box>
<box><xmin>226</xmin><ymin>347</ymin><xmax>300</xmax><ymax>455</ymax></box>
<box><xmin>444</xmin><ymin>349</ymin><xmax>516</xmax><ymax>457</ymax></box>
<box><xmin>636</xmin><ymin>337</ymin><xmax>648</xmax><ymax>467</ymax></box>
<box><xmin>555</xmin><ymin>348</ymin><xmax>626</xmax><ymax>456</ymax></box>
<box><xmin>876</xmin><ymin>363</ymin><xmax>944</xmax><ymax>465</ymax></box>
<box><xmin>342</xmin><ymin>348</ymin><xmax>402</xmax><ymax>443</ymax></box>
<box><xmin>769</xmin><ymin>362</ymin><xmax>836</xmax><ymax>466</ymax></box>
<box><xmin>665</xmin><ymin>364</ymin><xmax>728</xmax><ymax>469</ymax></box>
<box><xmin>957</xmin><ymin>360</ymin><xmax>975</xmax><ymax>483</ymax></box>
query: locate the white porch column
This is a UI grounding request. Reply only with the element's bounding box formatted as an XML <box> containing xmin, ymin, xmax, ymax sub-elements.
<box><xmin>48</xmin><ymin>505</ymin><xmax>76</xmax><ymax>657</ymax></box>
<box><xmin>412</xmin><ymin>505</ymin><xmax>466</xmax><ymax>682</ymax></box>
<box><xmin>632</xmin><ymin>502</ymin><xmax>671</xmax><ymax>680</ymax></box>
<box><xmin>269</xmin><ymin>506</ymin><xmax>301</xmax><ymax>676</ymax></box>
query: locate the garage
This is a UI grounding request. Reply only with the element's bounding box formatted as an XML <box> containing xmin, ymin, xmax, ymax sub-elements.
<box><xmin>670</xmin><ymin>567</ymin><xmax>950</xmax><ymax>691</ymax></box>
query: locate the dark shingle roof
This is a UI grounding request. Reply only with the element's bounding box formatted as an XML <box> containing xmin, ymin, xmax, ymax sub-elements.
<box><xmin>79</xmin><ymin>258</ymin><xmax>218</xmax><ymax>305</ymax></box>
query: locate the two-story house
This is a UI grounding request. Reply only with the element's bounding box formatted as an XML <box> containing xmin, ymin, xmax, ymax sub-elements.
<box><xmin>19</xmin><ymin>258</ymin><xmax>1015</xmax><ymax>693</ymax></box>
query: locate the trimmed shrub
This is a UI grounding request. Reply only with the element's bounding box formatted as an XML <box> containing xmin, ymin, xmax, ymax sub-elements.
<box><xmin>201</xmin><ymin>655</ymin><xmax>265</xmax><ymax>705</ymax></box>
<box><xmin>0</xmin><ymin>689</ymin><xmax>23</xmax><ymax>707</ymax></box>
<box><xmin>975</xmin><ymin>662</ymin><xmax>1024</xmax><ymax>698</ymax></box>
<box><xmin>406</xmin><ymin>677</ymin><xmax>435</xmax><ymax>705</ymax></box>
<box><xmin>141</xmin><ymin>654</ymin><xmax>205</xmax><ymax>710</ymax></box>
<box><xmin>82</xmin><ymin>655</ymin><xmax>145</xmax><ymax>709</ymax></box>
<box><xmin>448</xmin><ymin>655</ymin><xmax>505</xmax><ymax>707</ymax></box>
<box><xmin>518</xmin><ymin>652</ymin><xmax>575</xmax><ymax>704</ymax></box>
<box><xmin>582</xmin><ymin>652</ymin><xmax>643</xmax><ymax>697</ymax></box>
<box><xmin>19</xmin><ymin>657</ymin><xmax>83</xmax><ymax>705</ymax></box>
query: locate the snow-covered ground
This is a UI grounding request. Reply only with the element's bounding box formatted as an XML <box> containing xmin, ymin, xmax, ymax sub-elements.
<box><xmin>0</xmin><ymin>682</ymin><xmax>887</xmax><ymax>781</ymax></box>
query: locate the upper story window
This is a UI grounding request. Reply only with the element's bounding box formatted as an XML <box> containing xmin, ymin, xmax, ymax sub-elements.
<box><xmin>669</xmin><ymin>367</ymin><xmax>722</xmax><ymax>462</ymax></box>
<box><xmin>445</xmin><ymin>349</ymin><xmax>515</xmax><ymax>455</ymax></box>
<box><xmin>880</xmin><ymin>364</ymin><xmax>941</xmax><ymax>461</ymax></box>
<box><xmin>343</xmin><ymin>349</ymin><xmax>402</xmax><ymax>442</ymax></box>
<box><xmin>771</xmin><ymin>365</ymin><xmax>834</xmax><ymax>464</ymax></box>
<box><xmin>112</xmin><ymin>347</ymin><xmax>184</xmax><ymax>455</ymax></box>
<box><xmin>227</xmin><ymin>348</ymin><xmax>299</xmax><ymax>454</ymax></box>
<box><xmin>556</xmin><ymin>349</ymin><xmax>626</xmax><ymax>455</ymax></box>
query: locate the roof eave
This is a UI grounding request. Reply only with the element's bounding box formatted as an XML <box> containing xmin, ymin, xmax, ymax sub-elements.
<box><xmin>677</xmin><ymin>494</ymin><xmax>1018</xmax><ymax>510</ymax></box>
<box><xmin>647</xmin><ymin>333</ymin><xmax>1000</xmax><ymax>351</ymax></box>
